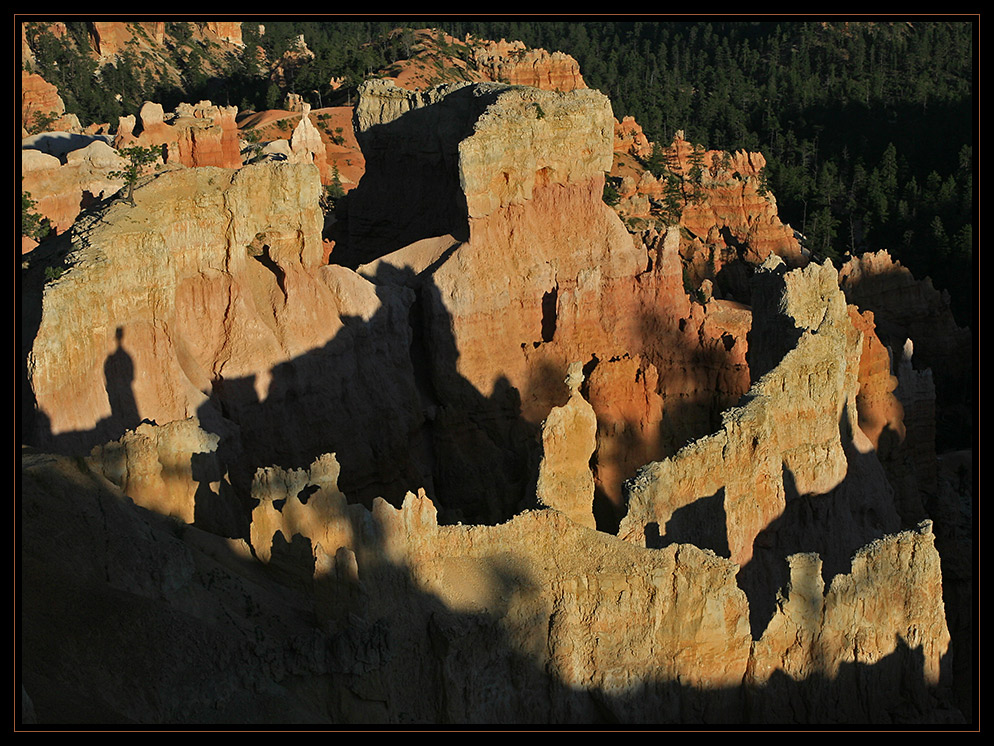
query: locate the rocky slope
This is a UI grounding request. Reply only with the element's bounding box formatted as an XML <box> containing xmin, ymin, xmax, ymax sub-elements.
<box><xmin>19</xmin><ymin>31</ymin><xmax>972</xmax><ymax>727</ymax></box>
<box><xmin>377</xmin><ymin>28</ymin><xmax>586</xmax><ymax>93</ymax></box>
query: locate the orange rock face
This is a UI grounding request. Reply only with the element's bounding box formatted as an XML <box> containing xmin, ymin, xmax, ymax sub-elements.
<box><xmin>664</xmin><ymin>136</ymin><xmax>806</xmax><ymax>283</ymax></box>
<box><xmin>471</xmin><ymin>38</ymin><xmax>586</xmax><ymax>91</ymax></box>
<box><xmin>20</xmin><ymin>71</ymin><xmax>65</xmax><ymax>133</ymax></box>
<box><xmin>614</xmin><ymin>115</ymin><xmax>653</xmax><ymax>160</ymax></box>
<box><xmin>89</xmin><ymin>22</ymin><xmax>133</xmax><ymax>58</ymax></box>
<box><xmin>114</xmin><ymin>100</ymin><xmax>241</xmax><ymax>169</ymax></box>
<box><xmin>348</xmin><ymin>82</ymin><xmax>753</xmax><ymax>524</ymax></box>
<box><xmin>204</xmin><ymin>21</ymin><xmax>243</xmax><ymax>45</ymax></box>
<box><xmin>849</xmin><ymin>306</ymin><xmax>905</xmax><ymax>454</ymax></box>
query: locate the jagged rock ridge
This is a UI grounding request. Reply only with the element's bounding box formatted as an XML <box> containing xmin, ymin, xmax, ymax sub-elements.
<box><xmin>20</xmin><ymin>70</ymin><xmax>969</xmax><ymax>725</ymax></box>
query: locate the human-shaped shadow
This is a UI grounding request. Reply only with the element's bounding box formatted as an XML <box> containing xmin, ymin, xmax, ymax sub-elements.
<box><xmin>104</xmin><ymin>326</ymin><xmax>140</xmax><ymax>432</ymax></box>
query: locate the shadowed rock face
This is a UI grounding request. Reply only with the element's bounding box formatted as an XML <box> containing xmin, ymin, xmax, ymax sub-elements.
<box><xmin>343</xmin><ymin>82</ymin><xmax>756</xmax><ymax>525</ymax></box>
<box><xmin>20</xmin><ymin>79</ymin><xmax>968</xmax><ymax>726</ymax></box>
<box><xmin>23</xmin><ymin>162</ymin><xmax>427</xmax><ymax>509</ymax></box>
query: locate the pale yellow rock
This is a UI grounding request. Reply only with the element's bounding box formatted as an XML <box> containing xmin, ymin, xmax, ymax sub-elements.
<box><xmin>620</xmin><ymin>258</ymin><xmax>863</xmax><ymax>566</ymax></box>
<box><xmin>535</xmin><ymin>363</ymin><xmax>597</xmax><ymax>528</ymax></box>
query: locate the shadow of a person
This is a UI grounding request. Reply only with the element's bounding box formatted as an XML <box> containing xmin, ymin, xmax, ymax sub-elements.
<box><xmin>104</xmin><ymin>326</ymin><xmax>140</xmax><ymax>434</ymax></box>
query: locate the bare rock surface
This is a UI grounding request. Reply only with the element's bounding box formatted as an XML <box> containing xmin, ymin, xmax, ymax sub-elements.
<box><xmin>21</xmin><ymin>443</ymin><xmax>958</xmax><ymax>724</ymax></box>
<box><xmin>114</xmin><ymin>99</ymin><xmax>241</xmax><ymax>170</ymax></box>
<box><xmin>19</xmin><ymin>66</ymin><xmax>969</xmax><ymax>726</ymax></box>
<box><xmin>25</xmin><ymin>161</ymin><xmax>425</xmax><ymax>505</ymax></box>
<box><xmin>20</xmin><ymin>140</ymin><xmax>126</xmax><ymax>243</ymax></box>
<box><xmin>535</xmin><ymin>363</ymin><xmax>597</xmax><ymax>528</ymax></box>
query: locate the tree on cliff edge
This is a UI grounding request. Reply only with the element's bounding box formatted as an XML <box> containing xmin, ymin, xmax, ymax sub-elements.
<box><xmin>109</xmin><ymin>145</ymin><xmax>164</xmax><ymax>206</ymax></box>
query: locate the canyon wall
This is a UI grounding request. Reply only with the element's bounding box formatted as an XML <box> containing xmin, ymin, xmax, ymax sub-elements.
<box><xmin>25</xmin><ymin>161</ymin><xmax>425</xmax><ymax>505</ymax></box>
<box><xmin>21</xmin><ymin>439</ymin><xmax>956</xmax><ymax>724</ymax></box>
<box><xmin>20</xmin><ymin>74</ymin><xmax>967</xmax><ymax>725</ymax></box>
<box><xmin>346</xmin><ymin>81</ymin><xmax>753</xmax><ymax>525</ymax></box>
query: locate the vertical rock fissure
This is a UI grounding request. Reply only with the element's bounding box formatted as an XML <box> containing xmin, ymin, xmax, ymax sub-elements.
<box><xmin>541</xmin><ymin>284</ymin><xmax>558</xmax><ymax>344</ymax></box>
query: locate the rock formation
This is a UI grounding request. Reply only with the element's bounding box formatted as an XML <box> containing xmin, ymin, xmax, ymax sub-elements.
<box><xmin>90</xmin><ymin>22</ymin><xmax>165</xmax><ymax>60</ymax></box>
<box><xmin>469</xmin><ymin>38</ymin><xmax>586</xmax><ymax>91</ymax></box>
<box><xmin>377</xmin><ymin>29</ymin><xmax>586</xmax><ymax>94</ymax></box>
<box><xmin>614</xmin><ymin>115</ymin><xmax>653</xmax><ymax>160</ymax></box>
<box><xmin>620</xmin><ymin>255</ymin><xmax>882</xmax><ymax>562</ymax></box>
<box><xmin>20</xmin><ymin>71</ymin><xmax>67</xmax><ymax>135</ymax></box>
<box><xmin>535</xmin><ymin>363</ymin><xmax>597</xmax><ymax>529</ymax></box>
<box><xmin>86</xmin><ymin>417</ymin><xmax>240</xmax><ymax>536</ymax></box>
<box><xmin>287</xmin><ymin>104</ymin><xmax>331</xmax><ymax>182</ymax></box>
<box><xmin>21</xmin><ymin>139</ymin><xmax>124</xmax><ymax>225</ymax></box>
<box><xmin>20</xmin><ymin>69</ymin><xmax>969</xmax><ymax>726</ymax></box>
<box><xmin>838</xmin><ymin>250</ymin><xmax>972</xmax><ymax>449</ymax></box>
<box><xmin>24</xmin><ymin>162</ymin><xmax>425</xmax><ymax>505</ymax></box>
<box><xmin>205</xmin><ymin>22</ymin><xmax>243</xmax><ymax>46</ymax></box>
<box><xmin>114</xmin><ymin>100</ymin><xmax>241</xmax><ymax>170</ymax></box>
<box><xmin>345</xmin><ymin>81</ymin><xmax>756</xmax><ymax>525</ymax></box>
<box><xmin>20</xmin><ymin>439</ymin><xmax>957</xmax><ymax>723</ymax></box>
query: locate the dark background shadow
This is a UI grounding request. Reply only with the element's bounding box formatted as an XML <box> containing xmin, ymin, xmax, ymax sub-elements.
<box><xmin>19</xmin><ymin>445</ymin><xmax>968</xmax><ymax>726</ymax></box>
<box><xmin>330</xmin><ymin>84</ymin><xmax>506</xmax><ymax>269</ymax></box>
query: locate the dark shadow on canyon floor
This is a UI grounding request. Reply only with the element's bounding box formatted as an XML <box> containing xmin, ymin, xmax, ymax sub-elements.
<box><xmin>19</xmin><ymin>446</ymin><xmax>968</xmax><ymax>727</ymax></box>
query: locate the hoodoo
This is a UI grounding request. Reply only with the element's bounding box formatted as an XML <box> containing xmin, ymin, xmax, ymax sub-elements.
<box><xmin>19</xmin><ymin>20</ymin><xmax>973</xmax><ymax>727</ymax></box>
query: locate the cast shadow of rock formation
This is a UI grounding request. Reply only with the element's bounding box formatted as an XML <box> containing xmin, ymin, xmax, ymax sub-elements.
<box><xmin>332</xmin><ymin>83</ymin><xmax>507</xmax><ymax>268</ymax></box>
<box><xmin>182</xmin><ymin>261</ymin><xmax>545</xmax><ymax>529</ymax></box>
<box><xmin>737</xmin><ymin>409</ymin><xmax>903</xmax><ymax>639</ymax></box>
<box><xmin>20</xmin><ymin>447</ymin><xmax>965</xmax><ymax>726</ymax></box>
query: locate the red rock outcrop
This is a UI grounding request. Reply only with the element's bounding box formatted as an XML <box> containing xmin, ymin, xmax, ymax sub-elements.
<box><xmin>747</xmin><ymin>521</ymin><xmax>952</xmax><ymax>721</ymax></box>
<box><xmin>613</xmin><ymin>115</ymin><xmax>653</xmax><ymax>160</ymax></box>
<box><xmin>114</xmin><ymin>100</ymin><xmax>241</xmax><ymax>169</ymax></box>
<box><xmin>838</xmin><ymin>249</ymin><xmax>968</xmax><ymax>504</ymax></box>
<box><xmin>607</xmin><ymin>129</ymin><xmax>806</xmax><ymax>306</ymax></box>
<box><xmin>287</xmin><ymin>104</ymin><xmax>331</xmax><ymax>183</ymax></box>
<box><xmin>89</xmin><ymin>22</ymin><xmax>164</xmax><ymax>59</ymax></box>
<box><xmin>204</xmin><ymin>21</ymin><xmax>243</xmax><ymax>46</ymax></box>
<box><xmin>85</xmin><ymin>417</ymin><xmax>240</xmax><ymax>535</ymax></box>
<box><xmin>20</xmin><ymin>71</ymin><xmax>65</xmax><ymax>134</ymax></box>
<box><xmin>470</xmin><ymin>38</ymin><xmax>586</xmax><ymax>91</ymax></box>
<box><xmin>849</xmin><ymin>306</ymin><xmax>905</xmax><ymax>455</ymax></box>
<box><xmin>24</xmin><ymin>434</ymin><xmax>955</xmax><ymax>724</ymax></box>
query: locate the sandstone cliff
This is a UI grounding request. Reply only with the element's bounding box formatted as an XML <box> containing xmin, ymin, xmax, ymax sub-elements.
<box><xmin>346</xmin><ymin>81</ymin><xmax>753</xmax><ymax>525</ymax></box>
<box><xmin>25</xmin><ymin>161</ymin><xmax>425</xmax><ymax>505</ymax></box>
<box><xmin>19</xmin><ymin>69</ymin><xmax>968</xmax><ymax>726</ymax></box>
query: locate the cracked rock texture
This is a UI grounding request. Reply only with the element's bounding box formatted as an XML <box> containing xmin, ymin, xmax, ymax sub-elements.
<box><xmin>20</xmin><ymin>76</ymin><xmax>968</xmax><ymax>726</ymax></box>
